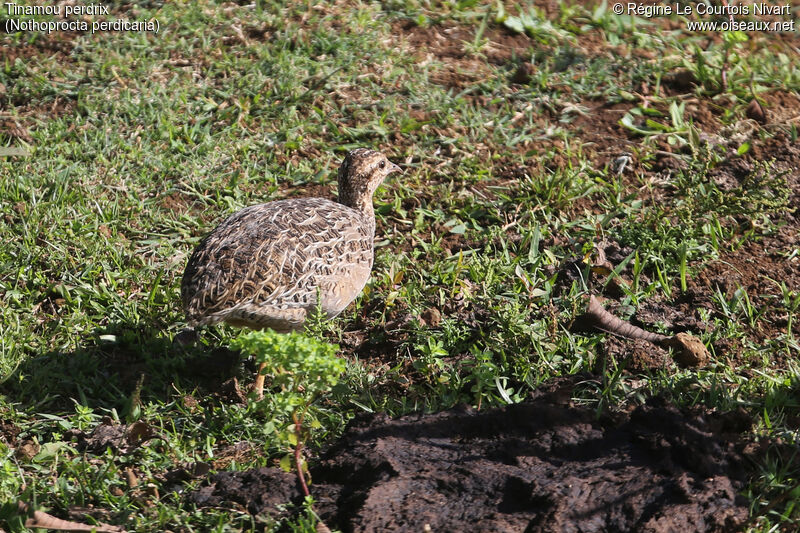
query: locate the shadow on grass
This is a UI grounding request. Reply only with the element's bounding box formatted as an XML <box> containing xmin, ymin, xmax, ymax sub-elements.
<box><xmin>0</xmin><ymin>323</ymin><xmax>244</xmax><ymax>413</ymax></box>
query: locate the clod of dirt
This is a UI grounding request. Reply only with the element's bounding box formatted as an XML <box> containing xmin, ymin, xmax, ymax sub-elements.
<box><xmin>213</xmin><ymin>377</ymin><xmax>247</xmax><ymax>405</ymax></box>
<box><xmin>67</xmin><ymin>418</ymin><xmax>160</xmax><ymax>455</ymax></box>
<box><xmin>190</xmin><ymin>394</ymin><xmax>749</xmax><ymax>532</ymax></box>
<box><xmin>420</xmin><ymin>307</ymin><xmax>442</xmax><ymax>327</ymax></box>
<box><xmin>665</xmin><ymin>332</ymin><xmax>711</xmax><ymax>367</ymax></box>
<box><xmin>0</xmin><ymin>419</ymin><xmax>20</xmax><ymax>446</ymax></box>
<box><xmin>510</xmin><ymin>62</ymin><xmax>534</xmax><ymax>84</ymax></box>
<box><xmin>191</xmin><ymin>467</ymin><xmax>299</xmax><ymax>516</ymax></box>
<box><xmin>14</xmin><ymin>439</ymin><xmax>40</xmax><ymax>461</ymax></box>
<box><xmin>164</xmin><ymin>462</ymin><xmax>212</xmax><ymax>483</ymax></box>
<box><xmin>663</xmin><ymin>68</ymin><xmax>698</xmax><ymax>92</ymax></box>
<box><xmin>745</xmin><ymin>99</ymin><xmax>767</xmax><ymax>124</ymax></box>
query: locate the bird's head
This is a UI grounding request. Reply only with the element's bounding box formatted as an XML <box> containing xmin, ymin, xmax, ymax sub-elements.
<box><xmin>337</xmin><ymin>148</ymin><xmax>401</xmax><ymax>213</ymax></box>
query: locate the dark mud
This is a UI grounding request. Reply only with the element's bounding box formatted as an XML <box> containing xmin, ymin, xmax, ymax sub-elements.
<box><xmin>191</xmin><ymin>389</ymin><xmax>751</xmax><ymax>532</ymax></box>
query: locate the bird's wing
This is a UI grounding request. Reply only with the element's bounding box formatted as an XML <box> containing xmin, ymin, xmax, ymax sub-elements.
<box><xmin>181</xmin><ymin>198</ymin><xmax>372</xmax><ymax>327</ymax></box>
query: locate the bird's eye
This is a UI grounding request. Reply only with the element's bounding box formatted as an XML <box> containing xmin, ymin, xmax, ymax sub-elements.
<box><xmin>379</xmin><ymin>160</ymin><xmax>386</xmax><ymax>169</ymax></box>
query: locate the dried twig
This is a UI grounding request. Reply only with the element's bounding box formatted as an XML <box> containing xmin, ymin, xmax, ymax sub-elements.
<box><xmin>585</xmin><ymin>295</ymin><xmax>710</xmax><ymax>367</ymax></box>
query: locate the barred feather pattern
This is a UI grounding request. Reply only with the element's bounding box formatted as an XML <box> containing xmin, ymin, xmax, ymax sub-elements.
<box><xmin>181</xmin><ymin>197</ymin><xmax>375</xmax><ymax>329</ymax></box>
<box><xmin>181</xmin><ymin>149</ymin><xmax>399</xmax><ymax>331</ymax></box>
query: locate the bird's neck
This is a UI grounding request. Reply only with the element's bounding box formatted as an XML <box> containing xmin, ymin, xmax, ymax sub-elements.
<box><xmin>363</xmin><ymin>209</ymin><xmax>376</xmax><ymax>237</ymax></box>
<box><xmin>338</xmin><ymin>194</ymin><xmax>376</xmax><ymax>237</ymax></box>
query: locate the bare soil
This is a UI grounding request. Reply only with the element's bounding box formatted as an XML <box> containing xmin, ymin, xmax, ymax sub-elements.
<box><xmin>190</xmin><ymin>381</ymin><xmax>752</xmax><ymax>532</ymax></box>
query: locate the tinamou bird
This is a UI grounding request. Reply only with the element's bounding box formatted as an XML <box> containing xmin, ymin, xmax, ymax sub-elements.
<box><xmin>181</xmin><ymin>148</ymin><xmax>401</xmax><ymax>396</ymax></box>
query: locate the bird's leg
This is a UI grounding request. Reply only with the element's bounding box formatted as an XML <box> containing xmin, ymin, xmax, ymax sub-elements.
<box><xmin>253</xmin><ymin>362</ymin><xmax>267</xmax><ymax>400</ymax></box>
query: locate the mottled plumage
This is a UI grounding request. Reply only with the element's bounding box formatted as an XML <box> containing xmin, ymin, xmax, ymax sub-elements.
<box><xmin>181</xmin><ymin>149</ymin><xmax>400</xmax><ymax>333</ymax></box>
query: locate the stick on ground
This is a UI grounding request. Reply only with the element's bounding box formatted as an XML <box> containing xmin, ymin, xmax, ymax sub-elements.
<box><xmin>585</xmin><ymin>295</ymin><xmax>710</xmax><ymax>367</ymax></box>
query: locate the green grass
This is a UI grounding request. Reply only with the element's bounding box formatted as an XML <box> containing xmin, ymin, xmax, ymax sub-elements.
<box><xmin>2</xmin><ymin>0</ymin><xmax>800</xmax><ymax>530</ymax></box>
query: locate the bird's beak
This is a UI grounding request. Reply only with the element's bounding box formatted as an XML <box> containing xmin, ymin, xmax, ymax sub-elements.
<box><xmin>387</xmin><ymin>162</ymin><xmax>402</xmax><ymax>176</ymax></box>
